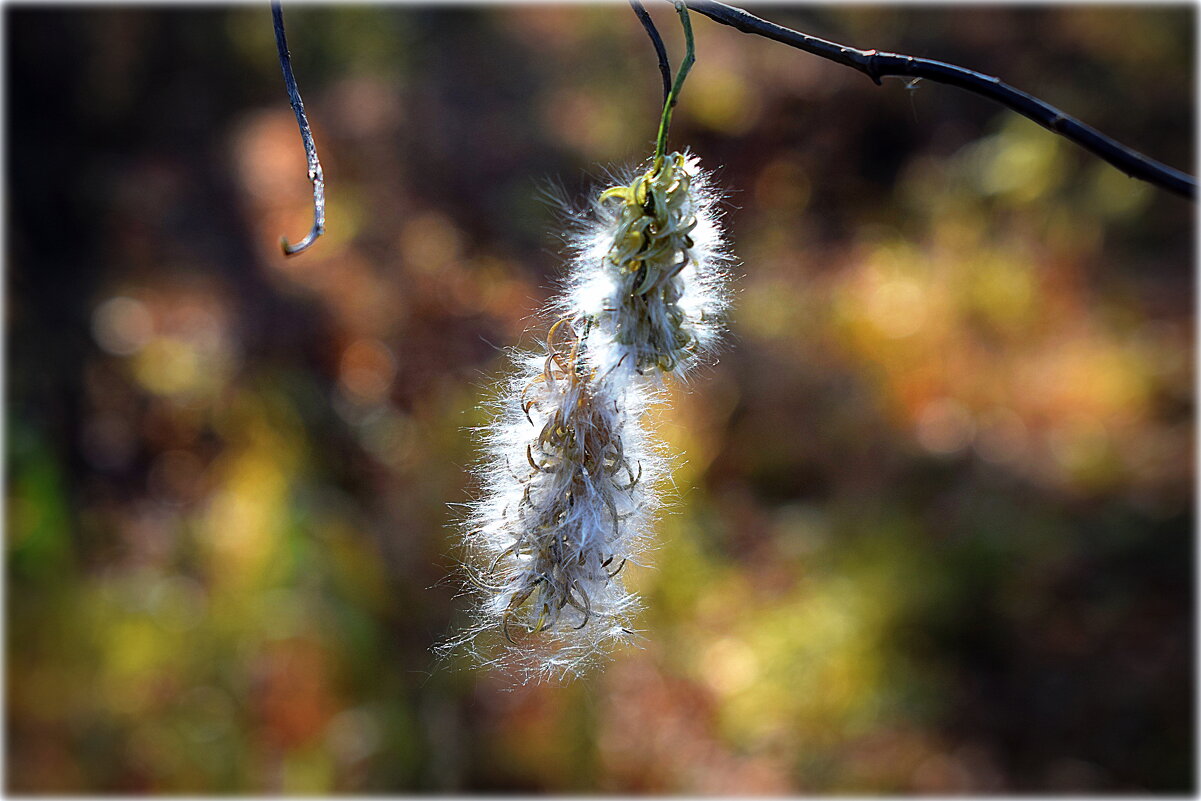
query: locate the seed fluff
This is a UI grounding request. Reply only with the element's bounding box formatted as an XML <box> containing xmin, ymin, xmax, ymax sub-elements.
<box><xmin>446</xmin><ymin>315</ymin><xmax>666</xmax><ymax>682</ymax></box>
<box><xmin>560</xmin><ymin>150</ymin><xmax>732</xmax><ymax>384</ymax></box>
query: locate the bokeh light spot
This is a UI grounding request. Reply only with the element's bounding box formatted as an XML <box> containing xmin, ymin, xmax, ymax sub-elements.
<box><xmin>339</xmin><ymin>338</ymin><xmax>397</xmax><ymax>404</ymax></box>
<box><xmin>92</xmin><ymin>296</ymin><xmax>154</xmax><ymax>356</ymax></box>
<box><xmin>915</xmin><ymin>398</ymin><xmax>975</xmax><ymax>455</ymax></box>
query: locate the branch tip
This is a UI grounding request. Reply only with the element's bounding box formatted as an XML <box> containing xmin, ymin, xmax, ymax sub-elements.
<box><xmin>271</xmin><ymin>1</ymin><xmax>327</xmax><ymax>256</ymax></box>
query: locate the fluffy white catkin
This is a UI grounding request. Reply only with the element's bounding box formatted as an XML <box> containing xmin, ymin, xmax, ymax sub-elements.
<box><xmin>563</xmin><ymin>150</ymin><xmax>731</xmax><ymax>385</ymax></box>
<box><xmin>450</xmin><ymin>319</ymin><xmax>664</xmax><ymax>681</ymax></box>
<box><xmin>450</xmin><ymin>152</ymin><xmax>730</xmax><ymax>682</ymax></box>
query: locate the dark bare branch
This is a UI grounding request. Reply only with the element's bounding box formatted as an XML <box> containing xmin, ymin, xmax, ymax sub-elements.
<box><xmin>630</xmin><ymin>0</ymin><xmax>673</xmax><ymax>107</ymax></box>
<box><xmin>271</xmin><ymin>1</ymin><xmax>326</xmax><ymax>255</ymax></box>
<box><xmin>684</xmin><ymin>0</ymin><xmax>1196</xmax><ymax>200</ymax></box>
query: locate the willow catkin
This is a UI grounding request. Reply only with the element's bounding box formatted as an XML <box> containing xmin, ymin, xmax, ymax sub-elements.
<box><xmin>449</xmin><ymin>152</ymin><xmax>730</xmax><ymax>682</ymax></box>
<box><xmin>563</xmin><ymin>150</ymin><xmax>731</xmax><ymax>384</ymax></box>
<box><xmin>448</xmin><ymin>318</ymin><xmax>663</xmax><ymax>681</ymax></box>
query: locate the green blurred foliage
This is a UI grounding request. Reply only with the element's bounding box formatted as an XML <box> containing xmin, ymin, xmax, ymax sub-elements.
<box><xmin>6</xmin><ymin>4</ymin><xmax>1193</xmax><ymax>793</ymax></box>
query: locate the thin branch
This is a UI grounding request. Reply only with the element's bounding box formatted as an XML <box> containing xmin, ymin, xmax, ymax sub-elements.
<box><xmin>684</xmin><ymin>0</ymin><xmax>1196</xmax><ymax>200</ymax></box>
<box><xmin>654</xmin><ymin>3</ymin><xmax>695</xmax><ymax>163</ymax></box>
<box><xmin>630</xmin><ymin>0</ymin><xmax>673</xmax><ymax>107</ymax></box>
<box><xmin>271</xmin><ymin>1</ymin><xmax>326</xmax><ymax>255</ymax></box>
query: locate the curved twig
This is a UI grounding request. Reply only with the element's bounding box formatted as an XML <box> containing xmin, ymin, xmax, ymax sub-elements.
<box><xmin>271</xmin><ymin>1</ymin><xmax>326</xmax><ymax>255</ymax></box>
<box><xmin>630</xmin><ymin>0</ymin><xmax>673</xmax><ymax>106</ymax></box>
<box><xmin>684</xmin><ymin>0</ymin><xmax>1196</xmax><ymax>200</ymax></box>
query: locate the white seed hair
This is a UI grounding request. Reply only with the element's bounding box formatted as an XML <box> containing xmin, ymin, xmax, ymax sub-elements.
<box><xmin>560</xmin><ymin>150</ymin><xmax>732</xmax><ymax>384</ymax></box>
<box><xmin>447</xmin><ymin>318</ymin><xmax>665</xmax><ymax>682</ymax></box>
<box><xmin>447</xmin><ymin>152</ymin><xmax>731</xmax><ymax>683</ymax></box>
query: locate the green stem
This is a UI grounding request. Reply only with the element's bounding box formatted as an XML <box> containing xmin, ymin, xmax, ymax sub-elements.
<box><xmin>653</xmin><ymin>2</ymin><xmax>695</xmax><ymax>165</ymax></box>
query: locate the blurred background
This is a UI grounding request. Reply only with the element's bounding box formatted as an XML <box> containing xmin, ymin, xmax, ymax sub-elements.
<box><xmin>6</xmin><ymin>3</ymin><xmax>1193</xmax><ymax>793</ymax></box>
